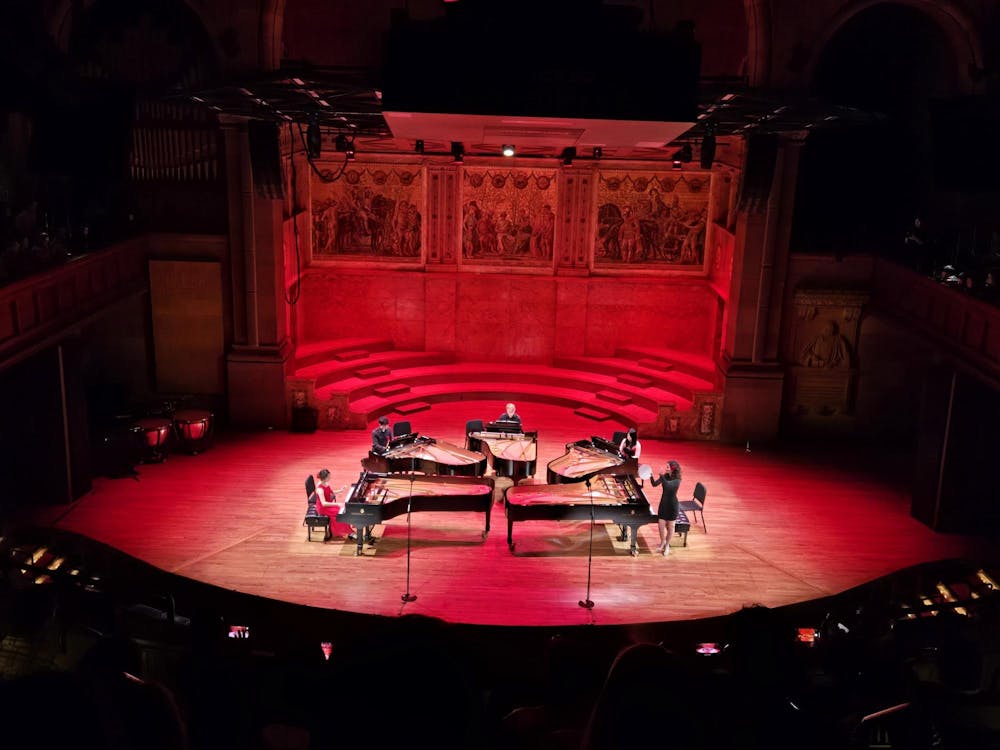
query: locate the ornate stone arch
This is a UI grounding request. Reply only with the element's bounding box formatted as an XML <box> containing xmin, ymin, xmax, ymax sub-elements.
<box><xmin>259</xmin><ymin>0</ymin><xmax>286</xmax><ymax>72</ymax></box>
<box><xmin>805</xmin><ymin>0</ymin><xmax>984</xmax><ymax>93</ymax></box>
<box><xmin>48</xmin><ymin>0</ymin><xmax>223</xmax><ymax>67</ymax></box>
<box><xmin>744</xmin><ymin>0</ymin><xmax>773</xmax><ymax>87</ymax></box>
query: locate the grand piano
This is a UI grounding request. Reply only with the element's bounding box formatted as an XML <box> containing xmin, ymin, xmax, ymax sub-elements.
<box><xmin>362</xmin><ymin>432</ymin><xmax>487</xmax><ymax>476</ymax></box>
<box><xmin>505</xmin><ymin>474</ymin><xmax>688</xmax><ymax>556</ymax></box>
<box><xmin>338</xmin><ymin>471</ymin><xmax>495</xmax><ymax>555</ymax></box>
<box><xmin>467</xmin><ymin>423</ymin><xmax>538</xmax><ymax>481</ymax></box>
<box><xmin>546</xmin><ymin>436</ymin><xmax>639</xmax><ymax>484</ymax></box>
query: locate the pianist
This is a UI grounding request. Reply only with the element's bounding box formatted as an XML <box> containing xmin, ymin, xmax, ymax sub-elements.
<box><xmin>372</xmin><ymin>416</ymin><xmax>392</xmax><ymax>454</ymax></box>
<box><xmin>315</xmin><ymin>469</ymin><xmax>354</xmax><ymax>539</ymax></box>
<box><xmin>497</xmin><ymin>402</ymin><xmax>522</xmax><ymax>425</ymax></box>
<box><xmin>619</xmin><ymin>428</ymin><xmax>641</xmax><ymax>460</ymax></box>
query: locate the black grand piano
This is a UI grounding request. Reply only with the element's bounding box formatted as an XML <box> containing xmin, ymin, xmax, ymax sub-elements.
<box><xmin>362</xmin><ymin>432</ymin><xmax>488</xmax><ymax>476</ymax></box>
<box><xmin>505</xmin><ymin>474</ymin><xmax>689</xmax><ymax>556</ymax></box>
<box><xmin>546</xmin><ymin>436</ymin><xmax>639</xmax><ymax>484</ymax></box>
<box><xmin>467</xmin><ymin>422</ymin><xmax>538</xmax><ymax>481</ymax></box>
<box><xmin>338</xmin><ymin>471</ymin><xmax>495</xmax><ymax>555</ymax></box>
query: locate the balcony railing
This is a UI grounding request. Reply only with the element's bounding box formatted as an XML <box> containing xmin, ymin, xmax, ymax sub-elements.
<box><xmin>0</xmin><ymin>239</ymin><xmax>148</xmax><ymax>368</ymax></box>
<box><xmin>871</xmin><ymin>257</ymin><xmax>1000</xmax><ymax>379</ymax></box>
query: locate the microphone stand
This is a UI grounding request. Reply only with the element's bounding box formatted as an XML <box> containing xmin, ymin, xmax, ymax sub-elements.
<box><xmin>401</xmin><ymin>472</ymin><xmax>417</xmax><ymax>603</ymax></box>
<box><xmin>579</xmin><ymin>477</ymin><xmax>595</xmax><ymax>610</ymax></box>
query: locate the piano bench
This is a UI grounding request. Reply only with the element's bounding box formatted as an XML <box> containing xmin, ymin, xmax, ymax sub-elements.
<box><xmin>305</xmin><ymin>515</ymin><xmax>331</xmax><ymax>542</ymax></box>
<box><xmin>674</xmin><ymin>509</ymin><xmax>692</xmax><ymax>547</ymax></box>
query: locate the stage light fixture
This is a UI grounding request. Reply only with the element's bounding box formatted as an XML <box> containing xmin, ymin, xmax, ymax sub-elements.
<box><xmin>700</xmin><ymin>123</ymin><xmax>717</xmax><ymax>169</ymax></box>
<box><xmin>306</xmin><ymin>117</ymin><xmax>322</xmax><ymax>159</ymax></box>
<box><xmin>671</xmin><ymin>143</ymin><xmax>693</xmax><ymax>163</ymax></box>
<box><xmin>451</xmin><ymin>142</ymin><xmax>464</xmax><ymax>163</ymax></box>
<box><xmin>561</xmin><ymin>147</ymin><xmax>576</xmax><ymax>166</ymax></box>
<box><xmin>502</xmin><ymin>144</ymin><xmax>515</xmax><ymax>157</ymax></box>
<box><xmin>415</xmin><ymin>139</ymin><xmax>425</xmax><ymax>154</ymax></box>
<box><xmin>592</xmin><ymin>146</ymin><xmax>603</xmax><ymax>159</ymax></box>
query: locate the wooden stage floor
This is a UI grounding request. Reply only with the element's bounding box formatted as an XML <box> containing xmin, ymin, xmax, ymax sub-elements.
<box><xmin>50</xmin><ymin>401</ymin><xmax>985</xmax><ymax>627</ymax></box>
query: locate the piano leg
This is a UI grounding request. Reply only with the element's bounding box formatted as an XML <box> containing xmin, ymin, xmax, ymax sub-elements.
<box><xmin>628</xmin><ymin>524</ymin><xmax>639</xmax><ymax>557</ymax></box>
<box><xmin>507</xmin><ymin>518</ymin><xmax>515</xmax><ymax>550</ymax></box>
<box><xmin>355</xmin><ymin>525</ymin><xmax>366</xmax><ymax>556</ymax></box>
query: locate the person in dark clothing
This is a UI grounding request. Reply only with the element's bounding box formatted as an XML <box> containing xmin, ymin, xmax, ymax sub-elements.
<box><xmin>497</xmin><ymin>402</ymin><xmax>521</xmax><ymax>425</ymax></box>
<box><xmin>618</xmin><ymin>428</ymin><xmax>640</xmax><ymax>460</ymax></box>
<box><xmin>372</xmin><ymin>416</ymin><xmax>392</xmax><ymax>454</ymax></box>
<box><xmin>650</xmin><ymin>460</ymin><xmax>681</xmax><ymax>556</ymax></box>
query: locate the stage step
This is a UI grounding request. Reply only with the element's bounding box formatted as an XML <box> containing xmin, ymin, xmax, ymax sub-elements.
<box><xmin>334</xmin><ymin>349</ymin><xmax>369</xmax><ymax>361</ymax></box>
<box><xmin>597</xmin><ymin>390</ymin><xmax>632</xmax><ymax>405</ymax></box>
<box><xmin>356</xmin><ymin>365</ymin><xmax>391</xmax><ymax>378</ymax></box>
<box><xmin>298</xmin><ymin>351</ymin><xmax>457</xmax><ymax>390</ymax></box>
<box><xmin>638</xmin><ymin>358</ymin><xmax>674</xmax><ymax>372</ymax></box>
<box><xmin>616</xmin><ymin>346</ymin><xmax>717</xmax><ymax>384</ymax></box>
<box><xmin>575</xmin><ymin>406</ymin><xmax>612</xmax><ymax>421</ymax></box>
<box><xmin>395</xmin><ymin>401</ymin><xmax>431</xmax><ymax>415</ymax></box>
<box><xmin>295</xmin><ymin>337</ymin><xmax>395</xmax><ymax>369</ymax></box>
<box><xmin>618</xmin><ymin>373</ymin><xmax>653</xmax><ymax>388</ymax></box>
<box><xmin>373</xmin><ymin>383</ymin><xmax>411</xmax><ymax>397</ymax></box>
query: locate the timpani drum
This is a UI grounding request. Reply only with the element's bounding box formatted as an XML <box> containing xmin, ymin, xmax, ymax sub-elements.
<box><xmin>135</xmin><ymin>417</ymin><xmax>173</xmax><ymax>463</ymax></box>
<box><xmin>173</xmin><ymin>409</ymin><xmax>214</xmax><ymax>454</ymax></box>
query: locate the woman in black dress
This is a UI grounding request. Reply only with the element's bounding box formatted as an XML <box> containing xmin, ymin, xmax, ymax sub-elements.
<box><xmin>650</xmin><ymin>460</ymin><xmax>681</xmax><ymax>556</ymax></box>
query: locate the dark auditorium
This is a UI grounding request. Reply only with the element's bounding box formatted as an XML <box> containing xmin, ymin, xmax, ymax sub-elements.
<box><xmin>1</xmin><ymin>1</ymin><xmax>999</xmax><ymax>748</ymax></box>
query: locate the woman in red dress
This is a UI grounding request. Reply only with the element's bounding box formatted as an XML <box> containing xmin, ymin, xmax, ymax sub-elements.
<box><xmin>315</xmin><ymin>469</ymin><xmax>354</xmax><ymax>539</ymax></box>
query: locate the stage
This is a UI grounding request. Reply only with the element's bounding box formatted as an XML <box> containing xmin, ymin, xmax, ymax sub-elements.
<box><xmin>47</xmin><ymin>401</ymin><xmax>985</xmax><ymax>626</ymax></box>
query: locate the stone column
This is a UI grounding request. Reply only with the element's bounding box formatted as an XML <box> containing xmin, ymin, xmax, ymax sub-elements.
<box><xmin>720</xmin><ymin>132</ymin><xmax>807</xmax><ymax>441</ymax></box>
<box><xmin>222</xmin><ymin>120</ymin><xmax>292</xmax><ymax>428</ymax></box>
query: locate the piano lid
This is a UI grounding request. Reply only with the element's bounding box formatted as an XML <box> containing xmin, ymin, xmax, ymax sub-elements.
<box><xmin>546</xmin><ymin>436</ymin><xmax>633</xmax><ymax>483</ymax></box>
<box><xmin>507</xmin><ymin>473</ymin><xmax>646</xmax><ymax>506</ymax></box>
<box><xmin>348</xmin><ymin>471</ymin><xmax>494</xmax><ymax>503</ymax></box>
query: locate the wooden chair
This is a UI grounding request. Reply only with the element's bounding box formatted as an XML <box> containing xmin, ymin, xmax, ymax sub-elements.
<box><xmin>679</xmin><ymin>481</ymin><xmax>707</xmax><ymax>532</ymax></box>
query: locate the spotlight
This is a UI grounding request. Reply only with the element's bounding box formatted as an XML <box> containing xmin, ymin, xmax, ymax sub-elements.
<box><xmin>333</xmin><ymin>134</ymin><xmax>356</xmax><ymax>159</ymax></box>
<box><xmin>592</xmin><ymin>146</ymin><xmax>603</xmax><ymax>159</ymax></box>
<box><xmin>415</xmin><ymin>139</ymin><xmax>425</xmax><ymax>154</ymax></box>
<box><xmin>671</xmin><ymin>143</ymin><xmax>693</xmax><ymax>163</ymax></box>
<box><xmin>451</xmin><ymin>142</ymin><xmax>464</xmax><ymax>163</ymax></box>
<box><xmin>306</xmin><ymin>117</ymin><xmax>322</xmax><ymax>159</ymax></box>
<box><xmin>561</xmin><ymin>147</ymin><xmax>576</xmax><ymax>166</ymax></box>
<box><xmin>502</xmin><ymin>144</ymin><xmax>515</xmax><ymax>157</ymax></box>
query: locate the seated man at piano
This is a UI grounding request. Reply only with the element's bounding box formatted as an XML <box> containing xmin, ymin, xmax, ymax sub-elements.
<box><xmin>372</xmin><ymin>415</ymin><xmax>392</xmax><ymax>454</ymax></box>
<box><xmin>497</xmin><ymin>402</ymin><xmax>521</xmax><ymax>426</ymax></box>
